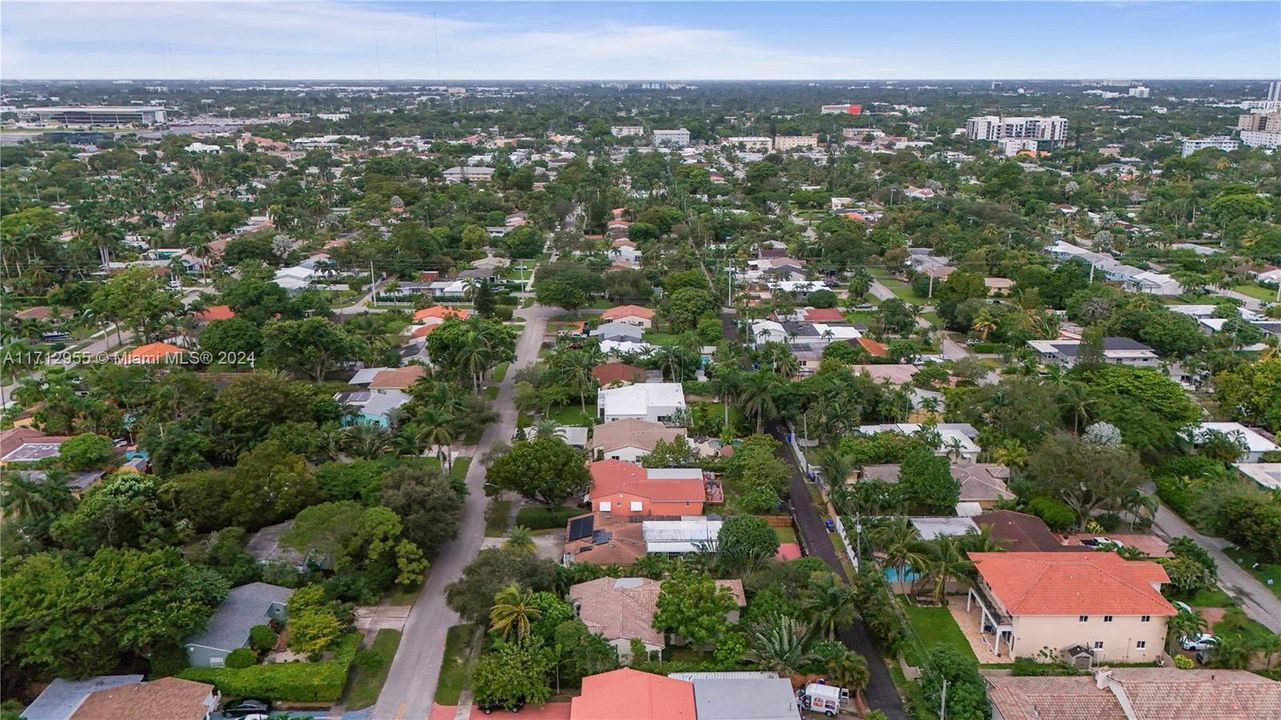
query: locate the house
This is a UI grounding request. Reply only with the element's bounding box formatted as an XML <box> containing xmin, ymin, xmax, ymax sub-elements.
<box><xmin>592</xmin><ymin>362</ymin><xmax>646</xmax><ymax>387</ymax></box>
<box><xmin>570</xmin><ymin>668</ymin><xmax>696</xmax><ymax>720</ymax></box>
<box><xmin>588</xmin><ymin>460</ymin><xmax>706</xmax><ymax>516</ymax></box>
<box><xmin>601</xmin><ymin>305</ymin><xmax>656</xmax><ymax>329</ymax></box>
<box><xmin>32</xmin><ymin>676</ymin><xmax>219</xmax><ymax>720</ymax></box>
<box><xmin>16</xmin><ymin>468</ymin><xmax>106</xmax><ymax>497</ymax></box>
<box><xmin>985</xmin><ymin>668</ymin><xmax>1281</xmax><ymax>720</ymax></box>
<box><xmin>1234</xmin><ymin>462</ymin><xmax>1281</xmax><ymax>491</ymax></box>
<box><xmin>669</xmin><ymin>672</ymin><xmax>802</xmax><ymax>720</ymax></box>
<box><xmin>588</xmin><ymin>419</ymin><xmax>686</xmax><ymax>462</ymax></box>
<box><xmin>21</xmin><ymin>675</ymin><xmax>143</xmax><ymax>720</ymax></box>
<box><xmin>194</xmin><ymin>305</ymin><xmax>235</xmax><ymax>323</ymax></box>
<box><xmin>1027</xmin><ymin>337</ymin><xmax>1159</xmax><ymax>368</ymax></box>
<box><xmin>272</xmin><ymin>265</ymin><xmax>315</xmax><ymax>293</ymax></box>
<box><xmin>966</xmin><ymin>552</ymin><xmax>1174</xmax><ymax>663</ymax></box>
<box><xmin>1185</xmin><ymin>421</ymin><xmax>1279</xmax><ymax>463</ymax></box>
<box><xmin>516</xmin><ymin>425</ymin><xmax>589</xmax><ymax>447</ymax></box>
<box><xmin>854</xmin><ymin>423</ymin><xmax>982</xmax><ymax>462</ymax></box>
<box><xmin>950</xmin><ymin>463</ymin><xmax>1017</xmax><ymax>508</ymax></box>
<box><xmin>184</xmin><ymin>582</ymin><xmax>293</xmax><ymax>668</ymax></box>
<box><xmin>973</xmin><ymin>510</ymin><xmax>1079</xmax><ymax>553</ymax></box>
<box><xmin>643</xmin><ymin>516</ymin><xmax>724</xmax><ymax>554</ymax></box>
<box><xmin>442</xmin><ymin>166</ymin><xmax>495</xmax><ymax>184</ymax></box>
<box><xmin>563</xmin><ymin>513</ymin><xmax>648</xmax><ymax>565</ymax></box>
<box><xmin>368</xmin><ymin>365</ymin><xmax>426</xmax><ymax>393</ymax></box>
<box><xmin>910</xmin><ymin>516</ymin><xmax>980</xmax><ymax>540</ymax></box>
<box><xmin>591</xmin><ymin>321</ymin><xmax>645</xmax><ymax>343</ymax></box>
<box><xmin>850</xmin><ymin>364</ymin><xmax>918</xmax><ymax>385</ymax></box>
<box><xmin>598</xmin><ymin>382</ymin><xmax>686</xmax><ymax>424</ymax></box>
<box><xmin>411</xmin><ymin>306</ymin><xmax>469</xmax><ymax>325</ymax></box>
<box><xmin>568</xmin><ymin>578</ymin><xmax>745</xmax><ymax>662</ymax></box>
<box><xmin>337</xmin><ymin>389</ymin><xmax>410</xmax><ymax>427</ymax></box>
<box><xmin>0</xmin><ymin>427</ymin><xmax>73</xmax><ymax>464</ymax></box>
<box><xmin>855</xmin><ymin>337</ymin><xmax>891</xmax><ymax>358</ymax></box>
<box><xmin>122</xmin><ymin>341</ymin><xmax>186</xmax><ymax>364</ymax></box>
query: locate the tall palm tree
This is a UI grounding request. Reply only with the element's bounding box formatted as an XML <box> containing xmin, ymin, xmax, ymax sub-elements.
<box><xmin>872</xmin><ymin>517</ymin><xmax>927</xmax><ymax>594</ymax></box>
<box><xmin>410</xmin><ymin>409</ymin><xmax>456</xmax><ymax>470</ymax></box>
<box><xmin>738</xmin><ymin>371</ymin><xmax>779</xmax><ymax>434</ymax></box>
<box><xmin>803</xmin><ymin>573</ymin><xmax>858</xmax><ymax>641</ymax></box>
<box><xmin>489</xmin><ymin>583</ymin><xmax>542</xmax><ymax>644</ymax></box>
<box><xmin>1166</xmin><ymin>608</ymin><xmax>1208</xmax><ymax>655</ymax></box>
<box><xmin>1</xmin><ymin>472</ymin><xmax>75</xmax><ymax>520</ymax></box>
<box><xmin>747</xmin><ymin>615</ymin><xmax>815</xmax><ymax>677</ymax></box>
<box><xmin>816</xmin><ymin>446</ymin><xmax>853</xmax><ymax>499</ymax></box>
<box><xmin>922</xmin><ymin>536</ymin><xmax>973</xmax><ymax>606</ymax></box>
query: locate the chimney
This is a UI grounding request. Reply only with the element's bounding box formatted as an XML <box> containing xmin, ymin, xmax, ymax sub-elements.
<box><xmin>1094</xmin><ymin>668</ymin><xmax>1113</xmax><ymax>690</ymax></box>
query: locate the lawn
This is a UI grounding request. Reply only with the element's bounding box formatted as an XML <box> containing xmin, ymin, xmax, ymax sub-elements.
<box><xmin>902</xmin><ymin>602</ymin><xmax>978</xmax><ymax>666</ymax></box>
<box><xmin>491</xmin><ymin>362</ymin><xmax>510</xmax><ymax>383</ymax></box>
<box><xmin>435</xmin><ymin>625</ymin><xmax>478</xmax><ymax>705</ymax></box>
<box><xmin>773</xmin><ymin>524</ymin><xmax>797</xmax><ymax>544</ymax></box>
<box><xmin>448</xmin><ymin>457</ymin><xmax>472</xmax><ymax>485</ymax></box>
<box><xmin>1172</xmin><ymin>587</ymin><xmax>1234</xmax><ymax>608</ymax></box>
<box><xmin>1231</xmin><ymin>283</ymin><xmax>1278</xmax><ymax>302</ymax></box>
<box><xmin>844</xmin><ymin>310</ymin><xmax>877</xmax><ymax>326</ymax></box>
<box><xmin>550</xmin><ymin>403</ymin><xmax>596</xmax><ymax>426</ymax></box>
<box><xmin>386</xmin><ymin>578</ymin><xmax>424</xmax><ymax>606</ymax></box>
<box><xmin>486</xmin><ymin>499</ymin><xmax>513</xmax><ymax>537</ymax></box>
<box><xmin>1213</xmin><ymin>607</ymin><xmax>1276</xmax><ymax>647</ymax></box>
<box><xmin>1224</xmin><ymin>546</ymin><xmax>1281</xmax><ymax>599</ymax></box>
<box><xmin>643</xmin><ymin>332</ymin><xmax>687</xmax><ymax>346</ymax></box>
<box><xmin>345</xmin><ymin>630</ymin><xmax>402</xmax><ymax>709</ymax></box>
<box><xmin>483</xmin><ymin>386</ymin><xmax>499</xmax><ymax>402</ymax></box>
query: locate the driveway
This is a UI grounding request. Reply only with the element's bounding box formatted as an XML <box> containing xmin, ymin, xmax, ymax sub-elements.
<box><xmin>371</xmin><ymin>305</ymin><xmax>556</xmax><ymax>720</ymax></box>
<box><xmin>1148</xmin><ymin>495</ymin><xmax>1281</xmax><ymax>632</ymax></box>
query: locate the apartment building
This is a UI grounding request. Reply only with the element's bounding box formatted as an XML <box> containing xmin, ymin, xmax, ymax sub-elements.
<box><xmin>965</xmin><ymin>115</ymin><xmax>1068</xmax><ymax>144</ymax></box>
<box><xmin>1181</xmin><ymin>136</ymin><xmax>1239</xmax><ymax>156</ymax></box>
<box><xmin>773</xmin><ymin>134</ymin><xmax>819</xmax><ymax>151</ymax></box>
<box><xmin>1238</xmin><ymin>111</ymin><xmax>1281</xmax><ymax>132</ymax></box>
<box><xmin>652</xmin><ymin>128</ymin><xmax>691</xmax><ymax>147</ymax></box>
<box><xmin>722</xmin><ymin>136</ymin><xmax>774</xmax><ymax>152</ymax></box>
<box><xmin>1241</xmin><ymin>131</ymin><xmax>1281</xmax><ymax>150</ymax></box>
<box><xmin>611</xmin><ymin>125</ymin><xmax>645</xmax><ymax>137</ymax></box>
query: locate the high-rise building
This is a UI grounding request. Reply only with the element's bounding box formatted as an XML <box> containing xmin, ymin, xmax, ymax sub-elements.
<box><xmin>965</xmin><ymin>115</ymin><xmax>1068</xmax><ymax>144</ymax></box>
<box><xmin>1268</xmin><ymin>81</ymin><xmax>1281</xmax><ymax>102</ymax></box>
<box><xmin>1238</xmin><ymin>111</ymin><xmax>1281</xmax><ymax>132</ymax></box>
<box><xmin>1241</xmin><ymin>131</ymin><xmax>1281</xmax><ymax>150</ymax></box>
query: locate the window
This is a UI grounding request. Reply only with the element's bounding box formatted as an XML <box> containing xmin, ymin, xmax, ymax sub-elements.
<box><xmin>1078</xmin><ymin>615</ymin><xmax>1089</xmax><ymax>622</ymax></box>
<box><xmin>1141</xmin><ymin>615</ymin><xmax>1151</xmax><ymax>622</ymax></box>
<box><xmin>1103</xmin><ymin>615</ymin><xmax>1114</xmax><ymax>623</ymax></box>
<box><xmin>1093</xmin><ymin>641</ymin><xmax>1104</xmax><ymax>649</ymax></box>
<box><xmin>210</xmin><ymin>657</ymin><xmax>225</xmax><ymax>668</ymax></box>
<box><xmin>599</xmin><ymin>501</ymin><xmax>612</xmax><ymax>512</ymax></box>
<box><xmin>1136</xmin><ymin>641</ymin><xmax>1146</xmax><ymax>649</ymax></box>
<box><xmin>630</xmin><ymin>501</ymin><xmax>643</xmax><ymax>512</ymax></box>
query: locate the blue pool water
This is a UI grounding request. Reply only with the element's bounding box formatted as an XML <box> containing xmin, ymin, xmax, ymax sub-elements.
<box><xmin>884</xmin><ymin>565</ymin><xmax>921</xmax><ymax>583</ymax></box>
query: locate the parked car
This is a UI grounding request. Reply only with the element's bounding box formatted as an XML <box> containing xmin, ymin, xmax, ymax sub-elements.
<box><xmin>223</xmin><ymin>699</ymin><xmax>272</xmax><ymax>718</ymax></box>
<box><xmin>477</xmin><ymin>697</ymin><xmax>524</xmax><ymax>714</ymax></box>
<box><xmin>1081</xmin><ymin>536</ymin><xmax>1124</xmax><ymax>549</ymax></box>
<box><xmin>1180</xmin><ymin>633</ymin><xmax>1217</xmax><ymax>651</ymax></box>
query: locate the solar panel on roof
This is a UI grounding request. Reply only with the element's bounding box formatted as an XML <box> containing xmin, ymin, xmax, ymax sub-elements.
<box><xmin>567</xmin><ymin>515</ymin><xmax>594</xmax><ymax>541</ymax></box>
<box><xmin>592</xmin><ymin>529</ymin><xmax>612</xmax><ymax>545</ymax></box>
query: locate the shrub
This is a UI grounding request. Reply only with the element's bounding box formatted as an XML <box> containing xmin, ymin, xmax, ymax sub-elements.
<box><xmin>180</xmin><ymin>633</ymin><xmax>360</xmax><ymax>702</ymax></box>
<box><xmin>514</xmin><ymin>505</ymin><xmax>582</xmax><ymax>530</ymax></box>
<box><xmin>1174</xmin><ymin>654</ymin><xmax>1195</xmax><ymax>669</ymax></box>
<box><xmin>1025</xmin><ymin>496</ymin><xmax>1075</xmax><ymax>531</ymax></box>
<box><xmin>249</xmin><ymin>624</ymin><xmax>278</xmax><ymax>652</ymax></box>
<box><xmin>225</xmin><ymin>648</ymin><xmax>257</xmax><ymax>669</ymax></box>
<box><xmin>494</xmin><ymin>305</ymin><xmax>515</xmax><ymax>322</ymax></box>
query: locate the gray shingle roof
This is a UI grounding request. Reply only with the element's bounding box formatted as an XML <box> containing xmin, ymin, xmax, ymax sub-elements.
<box><xmin>185</xmin><ymin>582</ymin><xmax>293</xmax><ymax>652</ymax></box>
<box><xmin>21</xmin><ymin>675</ymin><xmax>143</xmax><ymax>720</ymax></box>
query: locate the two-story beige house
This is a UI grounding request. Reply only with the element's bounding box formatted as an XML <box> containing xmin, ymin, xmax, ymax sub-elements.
<box><xmin>966</xmin><ymin>552</ymin><xmax>1175</xmax><ymax>665</ymax></box>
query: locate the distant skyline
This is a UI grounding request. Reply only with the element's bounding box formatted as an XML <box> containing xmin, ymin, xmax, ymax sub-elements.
<box><xmin>2</xmin><ymin>2</ymin><xmax>1279</xmax><ymax>81</ymax></box>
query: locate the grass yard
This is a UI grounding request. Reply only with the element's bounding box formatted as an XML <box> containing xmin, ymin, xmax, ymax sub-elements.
<box><xmin>643</xmin><ymin>331</ymin><xmax>686</xmax><ymax>346</ymax></box>
<box><xmin>485</xmin><ymin>499</ymin><xmax>513</xmax><ymax>537</ymax></box>
<box><xmin>386</xmin><ymin>576</ymin><xmax>425</xmax><ymax>606</ymax></box>
<box><xmin>773</xmin><ymin>524</ymin><xmax>797</xmax><ymax>544</ymax></box>
<box><xmin>345</xmin><ymin>630</ymin><xmax>402</xmax><ymax>709</ymax></box>
<box><xmin>448</xmin><ymin>457</ymin><xmax>472</xmax><ymax>484</ymax></box>
<box><xmin>1173</xmin><ymin>587</ymin><xmax>1234</xmax><ymax>608</ymax></box>
<box><xmin>550</xmin><ymin>403</ymin><xmax>597</xmax><ymax>426</ymax></box>
<box><xmin>483</xmin><ymin>386</ymin><xmax>499</xmax><ymax>402</ymax></box>
<box><xmin>844</xmin><ymin>310</ymin><xmax>877</xmax><ymax>326</ymax></box>
<box><xmin>902</xmin><ymin>602</ymin><xmax>978</xmax><ymax>666</ymax></box>
<box><xmin>435</xmin><ymin>625</ymin><xmax>479</xmax><ymax>705</ymax></box>
<box><xmin>1213</xmin><ymin>607</ymin><xmax>1276</xmax><ymax>647</ymax></box>
<box><xmin>491</xmin><ymin>362</ymin><xmax>510</xmax><ymax>382</ymax></box>
<box><xmin>1231</xmin><ymin>283</ymin><xmax>1278</xmax><ymax>302</ymax></box>
<box><xmin>1224</xmin><ymin>546</ymin><xmax>1281</xmax><ymax>599</ymax></box>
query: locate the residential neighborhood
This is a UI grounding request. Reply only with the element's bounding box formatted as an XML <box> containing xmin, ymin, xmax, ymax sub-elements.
<box><xmin>3</xmin><ymin>8</ymin><xmax>1281</xmax><ymax>720</ymax></box>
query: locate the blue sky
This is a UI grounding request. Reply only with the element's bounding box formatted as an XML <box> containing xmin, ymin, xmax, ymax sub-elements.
<box><xmin>3</xmin><ymin>2</ymin><xmax>1278</xmax><ymax>80</ymax></box>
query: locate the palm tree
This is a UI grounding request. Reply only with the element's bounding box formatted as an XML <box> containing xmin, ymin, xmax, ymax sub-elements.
<box><xmin>803</xmin><ymin>573</ymin><xmax>858</xmax><ymax>641</ymax></box>
<box><xmin>1209</xmin><ymin>635</ymin><xmax>1254</xmax><ymax>669</ymax></box>
<box><xmin>489</xmin><ymin>583</ymin><xmax>542</xmax><ymax>643</ymax></box>
<box><xmin>826</xmin><ymin>649</ymin><xmax>870</xmax><ymax>697</ymax></box>
<box><xmin>815</xmin><ymin>446</ymin><xmax>854</xmax><ymax>494</ymax></box>
<box><xmin>1059</xmin><ymin>382</ymin><xmax>1097</xmax><ymax>434</ymax></box>
<box><xmin>738</xmin><ymin>371</ymin><xmax>779</xmax><ymax>434</ymax></box>
<box><xmin>1166</xmin><ymin>608</ymin><xmax>1208</xmax><ymax>655</ymax></box>
<box><xmin>409</xmin><ymin>409</ymin><xmax>456</xmax><ymax>470</ymax></box>
<box><xmin>505</xmin><ymin>526</ymin><xmax>536</xmax><ymax>553</ymax></box>
<box><xmin>341</xmin><ymin>422</ymin><xmax>393</xmax><ymax>459</ymax></box>
<box><xmin>922</xmin><ymin>536</ymin><xmax>973</xmax><ymax>606</ymax></box>
<box><xmin>1</xmin><ymin>472</ymin><xmax>75</xmax><ymax>520</ymax></box>
<box><xmin>872</xmin><ymin>517</ymin><xmax>927</xmax><ymax>594</ymax></box>
<box><xmin>747</xmin><ymin>615</ymin><xmax>815</xmax><ymax>676</ymax></box>
<box><xmin>1118</xmin><ymin>490</ymin><xmax>1158</xmax><ymax>530</ymax></box>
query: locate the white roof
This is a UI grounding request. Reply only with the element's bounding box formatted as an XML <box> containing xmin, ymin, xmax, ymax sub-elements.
<box><xmin>1235</xmin><ymin>463</ymin><xmax>1281</xmax><ymax>491</ymax></box>
<box><xmin>811</xmin><ymin>323</ymin><xmax>862</xmax><ymax>340</ymax></box>
<box><xmin>644</xmin><ymin>517</ymin><xmax>722</xmax><ymax>553</ymax></box>
<box><xmin>348</xmin><ymin>367</ymin><xmax>390</xmax><ymax>385</ymax></box>
<box><xmin>600</xmin><ymin>340</ymin><xmax>656</xmax><ymax>356</ymax></box>
<box><xmin>856</xmin><ymin>423</ymin><xmax>981</xmax><ymax>455</ymax></box>
<box><xmin>910</xmin><ymin>516</ymin><xmax>980</xmax><ymax>540</ymax></box>
<box><xmin>598</xmin><ymin>382</ymin><xmax>687</xmax><ymax>417</ymax></box>
<box><xmin>1189</xmin><ymin>422</ymin><xmax>1280</xmax><ymax>453</ymax></box>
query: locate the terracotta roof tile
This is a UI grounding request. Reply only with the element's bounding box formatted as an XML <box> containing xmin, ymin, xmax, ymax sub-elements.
<box><xmin>589</xmin><ymin>460</ymin><xmax>705</xmax><ymax>504</ymax></box>
<box><xmin>369</xmin><ymin>365</ymin><xmax>426</xmax><ymax>390</ymax></box>
<box><xmin>571</xmin><ymin>668</ymin><xmax>695</xmax><ymax>720</ymax></box>
<box><xmin>970</xmin><ymin>552</ymin><xmax>1175</xmax><ymax>616</ymax></box>
<box><xmin>601</xmin><ymin>305</ymin><xmax>655</xmax><ymax>321</ymax></box>
<box><xmin>592</xmin><ymin>363</ymin><xmax>646</xmax><ymax>386</ymax></box>
<box><xmin>196</xmin><ymin>305</ymin><xmax>236</xmax><ymax>321</ymax></box>
<box><xmin>69</xmin><ymin>677</ymin><xmax>214</xmax><ymax>720</ymax></box>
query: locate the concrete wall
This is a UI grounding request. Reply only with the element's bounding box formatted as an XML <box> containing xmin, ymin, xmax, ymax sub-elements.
<box><xmin>1012</xmin><ymin>614</ymin><xmax>1167</xmax><ymax>664</ymax></box>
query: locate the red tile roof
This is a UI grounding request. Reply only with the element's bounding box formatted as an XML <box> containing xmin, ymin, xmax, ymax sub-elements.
<box><xmin>410</xmin><ymin>324</ymin><xmax>440</xmax><ymax>338</ymax></box>
<box><xmin>804</xmin><ymin>307</ymin><xmax>845</xmax><ymax>322</ymax></box>
<box><xmin>592</xmin><ymin>362</ymin><xmax>646</xmax><ymax>385</ymax></box>
<box><xmin>970</xmin><ymin>552</ymin><xmax>1175</xmax><ymax>617</ymax></box>
<box><xmin>0</xmin><ymin>427</ymin><xmax>73</xmax><ymax>458</ymax></box>
<box><xmin>857</xmin><ymin>337</ymin><xmax>891</xmax><ymax>358</ymax></box>
<box><xmin>589</xmin><ymin>460</ymin><xmax>705</xmax><ymax>504</ymax></box>
<box><xmin>413</xmin><ymin>306</ymin><xmax>470</xmax><ymax>322</ymax></box>
<box><xmin>196</xmin><ymin>305</ymin><xmax>236</xmax><ymax>322</ymax></box>
<box><xmin>369</xmin><ymin>365</ymin><xmax>426</xmax><ymax>390</ymax></box>
<box><xmin>601</xmin><ymin>305</ymin><xmax>655</xmax><ymax>321</ymax></box>
<box><xmin>570</xmin><ymin>669</ymin><xmax>696</xmax><ymax>720</ymax></box>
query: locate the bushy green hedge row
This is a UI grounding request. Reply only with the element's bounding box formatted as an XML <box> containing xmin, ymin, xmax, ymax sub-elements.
<box><xmin>179</xmin><ymin>633</ymin><xmax>360</xmax><ymax>702</ymax></box>
<box><xmin>515</xmin><ymin>505</ymin><xmax>582</xmax><ymax>530</ymax></box>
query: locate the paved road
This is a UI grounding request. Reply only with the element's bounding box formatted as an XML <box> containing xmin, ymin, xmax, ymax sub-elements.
<box><xmin>1210</xmin><ymin>288</ymin><xmax>1268</xmax><ymax>311</ymax></box>
<box><xmin>1147</xmin><ymin>493</ymin><xmax>1281</xmax><ymax>633</ymax></box>
<box><xmin>719</xmin><ymin>309</ymin><xmax>906</xmax><ymax>719</ymax></box>
<box><xmin>868</xmin><ymin>279</ymin><xmax>896</xmax><ymax>303</ymax></box>
<box><xmin>372</xmin><ymin>305</ymin><xmax>555</xmax><ymax>720</ymax></box>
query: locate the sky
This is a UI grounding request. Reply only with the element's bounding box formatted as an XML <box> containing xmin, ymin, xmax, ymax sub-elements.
<box><xmin>2</xmin><ymin>1</ymin><xmax>1279</xmax><ymax>81</ymax></box>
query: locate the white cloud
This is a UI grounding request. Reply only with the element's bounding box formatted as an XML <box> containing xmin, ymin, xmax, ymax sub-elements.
<box><xmin>0</xmin><ymin>1</ymin><xmax>876</xmax><ymax>79</ymax></box>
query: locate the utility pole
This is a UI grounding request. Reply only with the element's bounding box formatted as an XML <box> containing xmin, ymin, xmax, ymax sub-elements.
<box><xmin>369</xmin><ymin>260</ymin><xmax>376</xmax><ymax>293</ymax></box>
<box><xmin>940</xmin><ymin>676</ymin><xmax>948</xmax><ymax>720</ymax></box>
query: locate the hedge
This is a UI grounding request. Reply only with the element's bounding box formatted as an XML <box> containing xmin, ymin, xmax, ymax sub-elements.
<box><xmin>514</xmin><ymin>505</ymin><xmax>583</xmax><ymax>530</ymax></box>
<box><xmin>179</xmin><ymin>633</ymin><xmax>360</xmax><ymax>702</ymax></box>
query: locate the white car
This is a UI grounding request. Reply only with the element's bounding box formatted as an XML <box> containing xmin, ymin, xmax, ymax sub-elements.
<box><xmin>1180</xmin><ymin>633</ymin><xmax>1217</xmax><ymax>651</ymax></box>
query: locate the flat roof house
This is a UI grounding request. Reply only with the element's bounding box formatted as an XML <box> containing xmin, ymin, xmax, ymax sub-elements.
<box><xmin>1186</xmin><ymin>421</ymin><xmax>1280</xmax><ymax>463</ymax></box>
<box><xmin>1027</xmin><ymin>337</ymin><xmax>1159</xmax><ymax>368</ymax></box>
<box><xmin>966</xmin><ymin>552</ymin><xmax>1174</xmax><ymax>664</ymax></box>
<box><xmin>598</xmin><ymin>382</ymin><xmax>686</xmax><ymax>424</ymax></box>
<box><xmin>588</xmin><ymin>418</ymin><xmax>686</xmax><ymax>463</ymax></box>
<box><xmin>589</xmin><ymin>460</ymin><xmax>706</xmax><ymax>517</ymax></box>
<box><xmin>185</xmin><ymin>582</ymin><xmax>292</xmax><ymax>668</ymax></box>
<box><xmin>669</xmin><ymin>672</ymin><xmax>802</xmax><ymax>720</ymax></box>
<box><xmin>0</xmin><ymin>427</ymin><xmax>72</xmax><ymax>464</ymax></box>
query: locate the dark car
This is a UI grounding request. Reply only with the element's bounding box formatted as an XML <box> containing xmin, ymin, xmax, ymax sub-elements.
<box><xmin>477</xmin><ymin>697</ymin><xmax>524</xmax><ymax>714</ymax></box>
<box><xmin>222</xmin><ymin>699</ymin><xmax>272</xmax><ymax>718</ymax></box>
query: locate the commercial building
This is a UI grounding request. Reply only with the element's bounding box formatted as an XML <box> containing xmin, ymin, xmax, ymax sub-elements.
<box><xmin>965</xmin><ymin>115</ymin><xmax>1068</xmax><ymax>144</ymax></box>
<box><xmin>23</xmin><ymin>106</ymin><xmax>168</xmax><ymax>125</ymax></box>
<box><xmin>652</xmin><ymin>128</ymin><xmax>691</xmax><ymax>147</ymax></box>
<box><xmin>966</xmin><ymin>552</ymin><xmax>1174</xmax><ymax>664</ymax></box>
<box><xmin>611</xmin><ymin>125</ymin><xmax>645</xmax><ymax>137</ymax></box>
<box><xmin>442</xmin><ymin>166</ymin><xmax>495</xmax><ymax>183</ymax></box>
<box><xmin>772</xmin><ymin>134</ymin><xmax>819</xmax><ymax>151</ymax></box>
<box><xmin>1181</xmin><ymin>136</ymin><xmax>1238</xmax><ymax>156</ymax></box>
<box><xmin>820</xmin><ymin>103</ymin><xmax>861</xmax><ymax>115</ymax></box>
<box><xmin>1128</xmin><ymin>86</ymin><xmax>1150</xmax><ymax>98</ymax></box>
